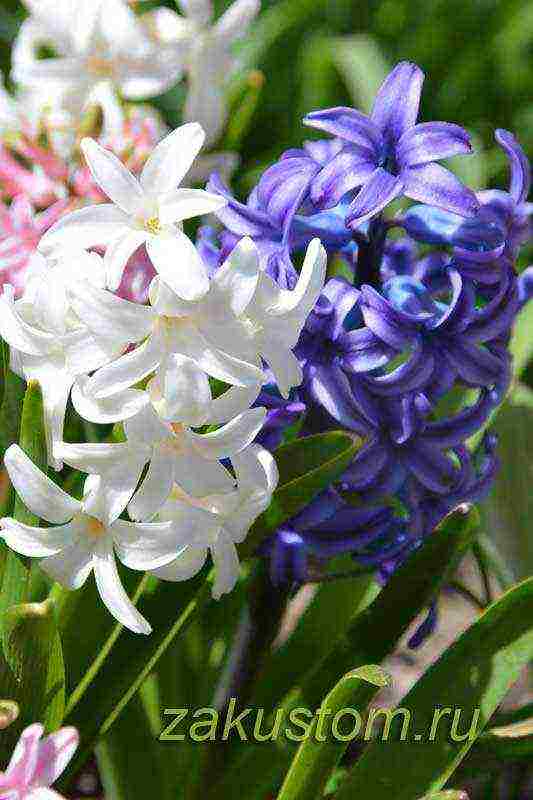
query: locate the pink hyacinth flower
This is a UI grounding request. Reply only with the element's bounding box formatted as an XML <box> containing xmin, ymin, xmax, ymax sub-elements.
<box><xmin>0</xmin><ymin>145</ymin><xmax>60</xmax><ymax>208</ymax></box>
<box><xmin>0</xmin><ymin>723</ymin><xmax>79</xmax><ymax>799</ymax></box>
<box><xmin>0</xmin><ymin>195</ymin><xmax>70</xmax><ymax>296</ymax></box>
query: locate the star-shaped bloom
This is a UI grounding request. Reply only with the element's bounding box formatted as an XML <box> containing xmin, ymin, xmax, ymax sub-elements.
<box><xmin>0</xmin><ymin>444</ymin><xmax>184</xmax><ymax>634</ymax></box>
<box><xmin>54</xmin><ymin>401</ymin><xmax>265</xmax><ymax>523</ymax></box>
<box><xmin>39</xmin><ymin>124</ymin><xmax>228</xmax><ymax>301</ymax></box>
<box><xmin>191</xmin><ymin>236</ymin><xmax>328</xmax><ymax>397</ymax></box>
<box><xmin>68</xmin><ymin>238</ymin><xmax>265</xmax><ymax>408</ymax></box>
<box><xmin>12</xmin><ymin>0</ymin><xmax>183</xmax><ymax>126</ymax></box>
<box><xmin>304</xmin><ymin>61</ymin><xmax>479</xmax><ymax>226</ymax></box>
<box><xmin>0</xmin><ymin>722</ymin><xmax>78</xmax><ymax>799</ymax></box>
<box><xmin>0</xmin><ymin>250</ymin><xmax>122</xmax><ymax>469</ymax></box>
<box><xmin>150</xmin><ymin>444</ymin><xmax>278</xmax><ymax>599</ymax></box>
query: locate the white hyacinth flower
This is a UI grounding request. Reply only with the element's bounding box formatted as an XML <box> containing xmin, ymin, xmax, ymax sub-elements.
<box><xmin>189</xmin><ymin>237</ymin><xmax>327</xmax><ymax>397</ymax></box>
<box><xmin>0</xmin><ymin>251</ymin><xmax>122</xmax><ymax>470</ymax></box>
<box><xmin>12</xmin><ymin>0</ymin><xmax>183</xmax><ymax>127</ymax></box>
<box><xmin>124</xmin><ymin>403</ymin><xmax>266</xmax><ymax>522</ymax></box>
<box><xmin>171</xmin><ymin>0</ymin><xmax>261</xmax><ymax>147</ymax></box>
<box><xmin>0</xmin><ymin>445</ymin><xmax>187</xmax><ymax>634</ymax></box>
<box><xmin>68</xmin><ymin>237</ymin><xmax>265</xmax><ymax>403</ymax></box>
<box><xmin>150</xmin><ymin>444</ymin><xmax>278</xmax><ymax>599</ymax></box>
<box><xmin>39</xmin><ymin>124</ymin><xmax>227</xmax><ymax>301</ymax></box>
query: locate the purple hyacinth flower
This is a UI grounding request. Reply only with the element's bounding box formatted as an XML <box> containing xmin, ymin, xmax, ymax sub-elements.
<box><xmin>207</xmin><ymin>172</ymin><xmax>299</xmax><ymax>288</ymax></box>
<box><xmin>263</xmin><ymin>488</ymin><xmax>397</xmax><ymax>586</ymax></box>
<box><xmin>304</xmin><ymin>61</ymin><xmax>479</xmax><ymax>227</ymax></box>
<box><xmin>518</xmin><ymin>266</ymin><xmax>533</xmax><ymax>309</ymax></box>
<box><xmin>402</xmin><ymin>129</ymin><xmax>531</xmax><ymax>274</ymax></box>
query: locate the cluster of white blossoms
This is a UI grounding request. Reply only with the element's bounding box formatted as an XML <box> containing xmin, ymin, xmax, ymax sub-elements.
<box><xmin>5</xmin><ymin>0</ymin><xmax>259</xmax><ymax>167</ymax></box>
<box><xmin>0</xmin><ymin>123</ymin><xmax>327</xmax><ymax>635</ymax></box>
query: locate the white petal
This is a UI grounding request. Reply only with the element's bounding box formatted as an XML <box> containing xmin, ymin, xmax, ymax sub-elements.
<box><xmin>148</xmin><ymin>276</ymin><xmax>195</xmax><ymax>317</ymax></box>
<box><xmin>173</xmin><ymin>452</ymin><xmax>235</xmax><ymax>496</ymax></box>
<box><xmin>38</xmin><ymin>205</ymin><xmax>131</xmax><ymax>255</ymax></box>
<box><xmin>4</xmin><ymin>444</ymin><xmax>81</xmax><ymax>524</ymax></box>
<box><xmin>208</xmin><ymin>382</ymin><xmax>262</xmax><ymax>424</ymax></box>
<box><xmin>211</xmin><ymin>531</ymin><xmax>240</xmax><ymax>599</ymax></box>
<box><xmin>159</xmin><ymin>188</ymin><xmax>227</xmax><ymax>225</ymax></box>
<box><xmin>184</xmin><ymin>72</ymin><xmax>227</xmax><ymax>148</ymax></box>
<box><xmin>150</xmin><ymin>354</ymin><xmax>211</xmax><ymax>425</ymax></box>
<box><xmin>72</xmin><ymin>376</ymin><xmax>149</xmax><ymax>424</ymax></box>
<box><xmin>265</xmin><ymin>238</ymin><xmax>326</xmax><ymax>319</ymax></box>
<box><xmin>119</xmin><ymin>58</ymin><xmax>183</xmax><ymax>100</ymax></box>
<box><xmin>171</xmin><ymin>319</ymin><xmax>264</xmax><ymax>387</ymax></box>
<box><xmin>93</xmin><ymin>542</ymin><xmax>151</xmax><ymax>634</ymax></box>
<box><xmin>69</xmin><ymin>279</ymin><xmax>155</xmax><ymax>345</ymax></box>
<box><xmin>28</xmin><ymin>787</ymin><xmax>67</xmax><ymax>800</ymax></box>
<box><xmin>188</xmin><ymin>407</ymin><xmax>266</xmax><ymax>460</ymax></box>
<box><xmin>81</xmin><ymin>138</ymin><xmax>145</xmax><ymax>216</ymax></box>
<box><xmin>232</xmin><ymin>444</ymin><xmax>279</xmax><ymax>494</ymax></box>
<box><xmin>127</xmin><ymin>448</ymin><xmax>174</xmax><ymax>522</ymax></box>
<box><xmin>140</xmin><ymin>123</ymin><xmax>205</xmax><ymax>195</ymax></box>
<box><xmin>58</xmin><ymin>443</ymin><xmax>148</xmax><ymax>525</ymax></box>
<box><xmin>0</xmin><ymin>289</ymin><xmax>55</xmax><ymax>355</ymax></box>
<box><xmin>209</xmin><ymin>236</ymin><xmax>259</xmax><ymax>319</ymax></box>
<box><xmin>146</xmin><ymin>230</ymin><xmax>209</xmax><ymax>301</ymax></box>
<box><xmin>32</xmin><ymin>366</ymin><xmax>74</xmax><ymax>470</ymax></box>
<box><xmin>113</xmin><ymin>518</ymin><xmax>184</xmax><ymax>570</ymax></box>
<box><xmin>64</xmin><ymin>330</ymin><xmax>121</xmax><ymax>377</ymax></box>
<box><xmin>177</xmin><ymin>0</ymin><xmax>213</xmax><ymax>25</ymax></box>
<box><xmin>150</xmin><ymin>542</ymin><xmax>208</xmax><ymax>582</ymax></box>
<box><xmin>86</xmin><ymin>335</ymin><xmax>161</xmax><ymax>399</ymax></box>
<box><xmin>123</xmin><ymin>403</ymin><xmax>171</xmax><ymax>446</ymax></box>
<box><xmin>259</xmin><ymin>340</ymin><xmax>302</xmax><ymax>399</ymax></box>
<box><xmin>103</xmin><ymin>229</ymin><xmax>148</xmax><ymax>291</ymax></box>
<box><xmin>40</xmin><ymin>539</ymin><xmax>94</xmax><ymax>590</ymax></box>
<box><xmin>214</xmin><ymin>0</ymin><xmax>260</xmax><ymax>42</ymax></box>
<box><xmin>55</xmin><ymin>441</ymin><xmax>138</xmax><ymax>474</ymax></box>
<box><xmin>0</xmin><ymin>518</ymin><xmax>74</xmax><ymax>557</ymax></box>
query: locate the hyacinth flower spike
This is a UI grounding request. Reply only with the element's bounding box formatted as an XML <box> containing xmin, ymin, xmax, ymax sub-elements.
<box><xmin>0</xmin><ymin>444</ymin><xmax>187</xmax><ymax>634</ymax></box>
<box><xmin>304</xmin><ymin>61</ymin><xmax>479</xmax><ymax>225</ymax></box>
<box><xmin>0</xmin><ymin>723</ymin><xmax>79</xmax><ymax>799</ymax></box>
<box><xmin>39</xmin><ymin>124</ymin><xmax>227</xmax><ymax>300</ymax></box>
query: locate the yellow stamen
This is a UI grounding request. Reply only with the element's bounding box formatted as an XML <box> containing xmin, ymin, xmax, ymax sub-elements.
<box><xmin>86</xmin><ymin>517</ymin><xmax>106</xmax><ymax>539</ymax></box>
<box><xmin>146</xmin><ymin>216</ymin><xmax>162</xmax><ymax>235</ymax></box>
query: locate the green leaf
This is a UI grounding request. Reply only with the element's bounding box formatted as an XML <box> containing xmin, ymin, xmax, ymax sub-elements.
<box><xmin>479</xmin><ymin>384</ymin><xmax>533</xmax><ymax>582</ymax></box>
<box><xmin>224</xmin><ymin>70</ymin><xmax>265</xmax><ymax>150</ymax></box>
<box><xmin>471</xmin><ymin>718</ymin><xmax>533</xmax><ymax>761</ymax></box>
<box><xmin>335</xmin><ymin>577</ymin><xmax>533</xmax><ymax>800</ymax></box>
<box><xmin>298</xmin><ymin>505</ymin><xmax>478</xmax><ymax>708</ymax></box>
<box><xmin>510</xmin><ymin>287</ymin><xmax>533</xmax><ymax>376</ymax></box>
<box><xmin>277</xmin><ymin>666</ymin><xmax>389</xmax><ymax>800</ymax></box>
<box><xmin>0</xmin><ymin>380</ymin><xmax>47</xmax><ymax>641</ymax></box>
<box><xmin>58</xmin><ymin>575</ymin><xmax>211</xmax><ymax>790</ymax></box>
<box><xmin>328</xmin><ymin>34</ymin><xmax>389</xmax><ymax>111</ymax></box>
<box><xmin>252</xmin><ymin>575</ymin><xmax>379</xmax><ymax>713</ymax></box>
<box><xmin>0</xmin><ymin>359</ymin><xmax>25</xmax><ymax>520</ymax></box>
<box><xmin>241</xmin><ymin>431</ymin><xmax>362</xmax><ymax>557</ymax></box>
<box><xmin>0</xmin><ymin>600</ymin><xmax>65</xmax><ymax>761</ymax></box>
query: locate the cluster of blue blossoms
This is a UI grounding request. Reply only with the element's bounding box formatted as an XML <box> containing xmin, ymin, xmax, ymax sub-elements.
<box><xmin>199</xmin><ymin>62</ymin><xmax>532</xmax><ymax>641</ymax></box>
